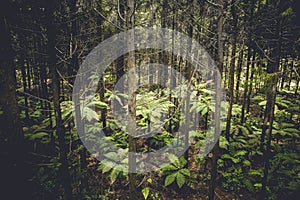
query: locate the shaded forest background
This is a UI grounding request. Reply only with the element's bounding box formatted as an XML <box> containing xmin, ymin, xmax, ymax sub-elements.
<box><xmin>0</xmin><ymin>0</ymin><xmax>300</xmax><ymax>199</ymax></box>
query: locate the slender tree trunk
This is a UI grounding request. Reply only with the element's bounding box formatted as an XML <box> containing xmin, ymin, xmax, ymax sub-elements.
<box><xmin>96</xmin><ymin>0</ymin><xmax>107</xmax><ymax>135</ymax></box>
<box><xmin>45</xmin><ymin>1</ymin><xmax>73</xmax><ymax>199</ymax></box>
<box><xmin>246</xmin><ymin>50</ymin><xmax>256</xmax><ymax>113</ymax></box>
<box><xmin>261</xmin><ymin>78</ymin><xmax>277</xmax><ymax>199</ymax></box>
<box><xmin>241</xmin><ymin>1</ymin><xmax>255</xmax><ymax>123</ymax></box>
<box><xmin>37</xmin><ymin>37</ymin><xmax>49</xmax><ymax>114</ymax></box>
<box><xmin>295</xmin><ymin>76</ymin><xmax>299</xmax><ymax>97</ymax></box>
<box><xmin>126</xmin><ymin>0</ymin><xmax>137</xmax><ymax>199</ymax></box>
<box><xmin>168</xmin><ymin>5</ymin><xmax>177</xmax><ymax>133</ymax></box>
<box><xmin>280</xmin><ymin>59</ymin><xmax>287</xmax><ymax>90</ymax></box>
<box><xmin>73</xmin><ymin>47</ymin><xmax>89</xmax><ymax>200</ymax></box>
<box><xmin>225</xmin><ymin>1</ymin><xmax>237</xmax><ymax>141</ymax></box>
<box><xmin>0</xmin><ymin>1</ymin><xmax>32</xmax><ymax>198</ymax></box>
<box><xmin>98</xmin><ymin>70</ymin><xmax>107</xmax><ymax>138</ymax></box>
<box><xmin>255</xmin><ymin>56</ymin><xmax>262</xmax><ymax>92</ymax></box>
<box><xmin>149</xmin><ymin>0</ymin><xmax>155</xmax><ymax>86</ymax></box>
<box><xmin>115</xmin><ymin>0</ymin><xmax>126</xmax><ymax>117</ymax></box>
<box><xmin>184</xmin><ymin>0</ymin><xmax>194</xmax><ymax>166</ymax></box>
<box><xmin>68</xmin><ymin>0</ymin><xmax>79</xmax><ymax>86</ymax></box>
<box><xmin>70</xmin><ymin>0</ymin><xmax>89</xmax><ymax>196</ymax></box>
<box><xmin>223</xmin><ymin>46</ymin><xmax>228</xmax><ymax>86</ymax></box>
<box><xmin>208</xmin><ymin>1</ymin><xmax>224</xmax><ymax>199</ymax></box>
<box><xmin>33</xmin><ymin>38</ymin><xmax>45</xmax><ymax>109</ymax></box>
<box><xmin>261</xmin><ymin>6</ymin><xmax>282</xmax><ymax>198</ymax></box>
<box><xmin>159</xmin><ymin>0</ymin><xmax>168</xmax><ymax>90</ymax></box>
<box><xmin>21</xmin><ymin>62</ymin><xmax>30</xmax><ymax>120</ymax></box>
<box><xmin>235</xmin><ymin>49</ymin><xmax>244</xmax><ymax>103</ymax></box>
<box><xmin>241</xmin><ymin>48</ymin><xmax>252</xmax><ymax>122</ymax></box>
<box><xmin>287</xmin><ymin>61</ymin><xmax>293</xmax><ymax>91</ymax></box>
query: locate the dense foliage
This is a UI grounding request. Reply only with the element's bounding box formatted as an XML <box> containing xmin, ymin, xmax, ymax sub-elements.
<box><xmin>0</xmin><ymin>0</ymin><xmax>299</xmax><ymax>199</ymax></box>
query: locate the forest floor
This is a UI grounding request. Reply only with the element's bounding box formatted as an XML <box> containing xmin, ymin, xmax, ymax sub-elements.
<box><xmin>82</xmin><ymin>150</ymin><xmax>255</xmax><ymax>200</ymax></box>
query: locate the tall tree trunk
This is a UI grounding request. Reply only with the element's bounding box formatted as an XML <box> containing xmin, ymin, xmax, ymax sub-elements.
<box><xmin>95</xmin><ymin>0</ymin><xmax>107</xmax><ymax>135</ymax></box>
<box><xmin>246</xmin><ymin>50</ymin><xmax>256</xmax><ymax>113</ymax></box>
<box><xmin>0</xmin><ymin>1</ymin><xmax>32</xmax><ymax>198</ymax></box>
<box><xmin>223</xmin><ymin>46</ymin><xmax>228</xmax><ymax>86</ymax></box>
<box><xmin>183</xmin><ymin>0</ymin><xmax>194</xmax><ymax>166</ymax></box>
<box><xmin>235</xmin><ymin>48</ymin><xmax>244</xmax><ymax>103</ymax></box>
<box><xmin>280</xmin><ymin>59</ymin><xmax>287</xmax><ymax>90</ymax></box>
<box><xmin>261</xmin><ymin>5</ymin><xmax>282</xmax><ymax>198</ymax></box>
<box><xmin>21</xmin><ymin>62</ymin><xmax>30</xmax><ymax>120</ymax></box>
<box><xmin>168</xmin><ymin>4</ymin><xmax>177</xmax><ymax>134</ymax></box>
<box><xmin>208</xmin><ymin>0</ymin><xmax>224</xmax><ymax>199</ymax></box>
<box><xmin>116</xmin><ymin>0</ymin><xmax>125</xmax><ymax>84</ymax></box>
<box><xmin>115</xmin><ymin>0</ymin><xmax>126</xmax><ymax>119</ymax></box>
<box><xmin>37</xmin><ymin>37</ymin><xmax>50</xmax><ymax>114</ymax></box>
<box><xmin>45</xmin><ymin>1</ymin><xmax>73</xmax><ymax>199</ymax></box>
<box><xmin>68</xmin><ymin>0</ymin><xmax>79</xmax><ymax>86</ymax></box>
<box><xmin>25</xmin><ymin>59</ymin><xmax>32</xmax><ymax>92</ymax></box>
<box><xmin>70</xmin><ymin>0</ymin><xmax>89</xmax><ymax>196</ymax></box>
<box><xmin>126</xmin><ymin>0</ymin><xmax>137</xmax><ymax>199</ymax></box>
<box><xmin>241</xmin><ymin>0</ymin><xmax>255</xmax><ymax>123</ymax></box>
<box><xmin>287</xmin><ymin>60</ymin><xmax>293</xmax><ymax>91</ymax></box>
<box><xmin>159</xmin><ymin>0</ymin><xmax>168</xmax><ymax>89</ymax></box>
<box><xmin>225</xmin><ymin>1</ymin><xmax>237</xmax><ymax>141</ymax></box>
<box><xmin>294</xmin><ymin>75</ymin><xmax>299</xmax><ymax>97</ymax></box>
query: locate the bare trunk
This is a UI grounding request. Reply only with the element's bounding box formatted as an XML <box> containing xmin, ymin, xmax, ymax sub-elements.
<box><xmin>225</xmin><ymin>1</ymin><xmax>237</xmax><ymax>141</ymax></box>
<box><xmin>241</xmin><ymin>1</ymin><xmax>255</xmax><ymax>123</ymax></box>
<box><xmin>208</xmin><ymin>1</ymin><xmax>224</xmax><ymax>199</ymax></box>
<box><xmin>126</xmin><ymin>0</ymin><xmax>137</xmax><ymax>199</ymax></box>
<box><xmin>246</xmin><ymin>50</ymin><xmax>256</xmax><ymax>113</ymax></box>
<box><xmin>235</xmin><ymin>49</ymin><xmax>244</xmax><ymax>103</ymax></box>
<box><xmin>0</xmin><ymin>1</ymin><xmax>32</xmax><ymax>198</ymax></box>
<box><xmin>261</xmin><ymin>4</ymin><xmax>281</xmax><ymax>197</ymax></box>
<box><xmin>45</xmin><ymin>1</ymin><xmax>73</xmax><ymax>199</ymax></box>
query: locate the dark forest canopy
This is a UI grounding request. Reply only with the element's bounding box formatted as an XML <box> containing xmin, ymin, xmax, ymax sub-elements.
<box><xmin>0</xmin><ymin>0</ymin><xmax>299</xmax><ymax>199</ymax></box>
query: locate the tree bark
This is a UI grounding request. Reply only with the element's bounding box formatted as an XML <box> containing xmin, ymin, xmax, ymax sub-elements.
<box><xmin>241</xmin><ymin>0</ymin><xmax>255</xmax><ymax>123</ymax></box>
<box><xmin>246</xmin><ymin>50</ymin><xmax>256</xmax><ymax>113</ymax></box>
<box><xmin>208</xmin><ymin>0</ymin><xmax>224</xmax><ymax>199</ymax></box>
<box><xmin>261</xmin><ymin>2</ymin><xmax>282</xmax><ymax>197</ymax></box>
<box><xmin>235</xmin><ymin>48</ymin><xmax>244</xmax><ymax>103</ymax></box>
<box><xmin>225</xmin><ymin>1</ymin><xmax>237</xmax><ymax>141</ymax></box>
<box><xmin>0</xmin><ymin>1</ymin><xmax>32</xmax><ymax>198</ymax></box>
<box><xmin>183</xmin><ymin>0</ymin><xmax>194</xmax><ymax>166</ymax></box>
<box><xmin>45</xmin><ymin>1</ymin><xmax>73</xmax><ymax>199</ymax></box>
<box><xmin>126</xmin><ymin>0</ymin><xmax>137</xmax><ymax>199</ymax></box>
